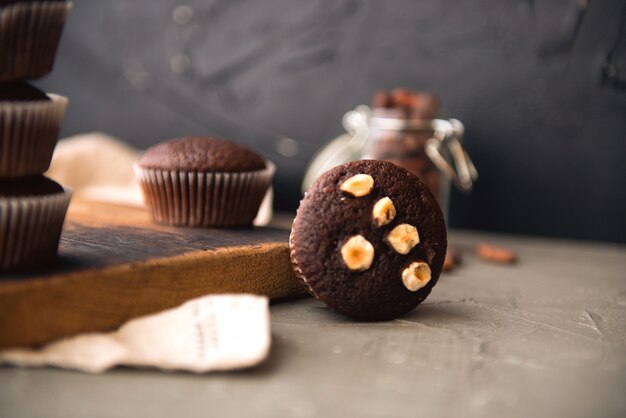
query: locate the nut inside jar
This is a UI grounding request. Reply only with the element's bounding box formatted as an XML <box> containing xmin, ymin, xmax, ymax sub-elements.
<box><xmin>364</xmin><ymin>91</ymin><xmax>449</xmax><ymax>212</ymax></box>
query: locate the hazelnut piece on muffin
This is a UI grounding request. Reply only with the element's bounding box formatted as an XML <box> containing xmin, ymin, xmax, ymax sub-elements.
<box><xmin>135</xmin><ymin>136</ymin><xmax>274</xmax><ymax>227</ymax></box>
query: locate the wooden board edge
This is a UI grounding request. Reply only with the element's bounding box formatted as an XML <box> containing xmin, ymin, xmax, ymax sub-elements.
<box><xmin>0</xmin><ymin>243</ymin><xmax>307</xmax><ymax>349</ymax></box>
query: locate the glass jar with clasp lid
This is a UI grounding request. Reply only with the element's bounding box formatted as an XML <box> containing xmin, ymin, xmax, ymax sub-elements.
<box><xmin>303</xmin><ymin>104</ymin><xmax>477</xmax><ymax>219</ymax></box>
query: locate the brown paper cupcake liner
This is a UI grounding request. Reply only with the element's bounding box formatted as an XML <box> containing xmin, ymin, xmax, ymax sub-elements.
<box><xmin>134</xmin><ymin>162</ymin><xmax>275</xmax><ymax>227</ymax></box>
<box><xmin>0</xmin><ymin>188</ymin><xmax>72</xmax><ymax>271</ymax></box>
<box><xmin>0</xmin><ymin>93</ymin><xmax>68</xmax><ymax>177</ymax></box>
<box><xmin>0</xmin><ymin>1</ymin><xmax>72</xmax><ymax>81</ymax></box>
<box><xmin>288</xmin><ymin>228</ymin><xmax>315</xmax><ymax>296</ymax></box>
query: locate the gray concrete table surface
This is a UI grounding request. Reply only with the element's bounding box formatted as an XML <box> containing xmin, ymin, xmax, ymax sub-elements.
<box><xmin>1</xmin><ymin>231</ymin><xmax>625</xmax><ymax>418</ymax></box>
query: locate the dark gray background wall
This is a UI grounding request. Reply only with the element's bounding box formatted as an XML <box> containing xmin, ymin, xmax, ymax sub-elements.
<box><xmin>35</xmin><ymin>0</ymin><xmax>626</xmax><ymax>243</ymax></box>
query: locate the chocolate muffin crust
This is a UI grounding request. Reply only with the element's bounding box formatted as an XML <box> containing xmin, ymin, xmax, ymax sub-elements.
<box><xmin>290</xmin><ymin>160</ymin><xmax>447</xmax><ymax>321</ymax></box>
<box><xmin>138</xmin><ymin>137</ymin><xmax>266</xmax><ymax>172</ymax></box>
<box><xmin>0</xmin><ymin>175</ymin><xmax>64</xmax><ymax>197</ymax></box>
<box><xmin>0</xmin><ymin>82</ymin><xmax>50</xmax><ymax>102</ymax></box>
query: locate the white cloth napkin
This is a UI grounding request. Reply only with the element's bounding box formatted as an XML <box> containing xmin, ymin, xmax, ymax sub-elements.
<box><xmin>0</xmin><ymin>294</ymin><xmax>271</xmax><ymax>373</ymax></box>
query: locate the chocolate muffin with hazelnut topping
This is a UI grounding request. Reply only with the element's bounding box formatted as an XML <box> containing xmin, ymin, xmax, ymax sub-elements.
<box><xmin>289</xmin><ymin>160</ymin><xmax>447</xmax><ymax>321</ymax></box>
<box><xmin>135</xmin><ymin>136</ymin><xmax>274</xmax><ymax>227</ymax></box>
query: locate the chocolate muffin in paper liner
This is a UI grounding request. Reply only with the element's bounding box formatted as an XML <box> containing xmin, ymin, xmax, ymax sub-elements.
<box><xmin>0</xmin><ymin>175</ymin><xmax>72</xmax><ymax>271</ymax></box>
<box><xmin>0</xmin><ymin>82</ymin><xmax>68</xmax><ymax>177</ymax></box>
<box><xmin>135</xmin><ymin>137</ymin><xmax>274</xmax><ymax>227</ymax></box>
<box><xmin>0</xmin><ymin>0</ymin><xmax>72</xmax><ymax>81</ymax></box>
<box><xmin>289</xmin><ymin>160</ymin><xmax>447</xmax><ymax>321</ymax></box>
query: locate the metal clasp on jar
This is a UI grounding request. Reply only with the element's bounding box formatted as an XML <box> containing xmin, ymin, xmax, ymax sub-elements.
<box><xmin>367</xmin><ymin>115</ymin><xmax>478</xmax><ymax>193</ymax></box>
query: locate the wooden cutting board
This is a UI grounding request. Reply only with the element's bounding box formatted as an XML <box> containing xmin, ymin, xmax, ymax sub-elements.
<box><xmin>0</xmin><ymin>200</ymin><xmax>306</xmax><ymax>349</ymax></box>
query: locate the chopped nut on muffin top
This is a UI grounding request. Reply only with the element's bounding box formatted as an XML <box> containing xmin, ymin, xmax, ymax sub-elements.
<box><xmin>137</xmin><ymin>137</ymin><xmax>266</xmax><ymax>172</ymax></box>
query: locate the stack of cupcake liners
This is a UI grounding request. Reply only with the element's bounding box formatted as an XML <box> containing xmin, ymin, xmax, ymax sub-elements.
<box><xmin>0</xmin><ymin>0</ymin><xmax>72</xmax><ymax>271</ymax></box>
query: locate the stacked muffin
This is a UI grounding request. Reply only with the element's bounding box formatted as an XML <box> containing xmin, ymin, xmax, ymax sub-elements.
<box><xmin>0</xmin><ymin>0</ymin><xmax>72</xmax><ymax>271</ymax></box>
